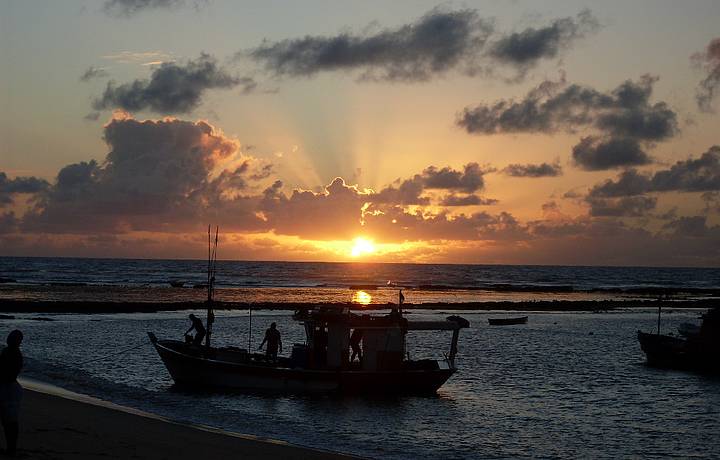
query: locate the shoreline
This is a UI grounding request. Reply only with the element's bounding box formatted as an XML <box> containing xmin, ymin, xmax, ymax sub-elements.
<box><xmin>16</xmin><ymin>378</ymin><xmax>357</xmax><ymax>459</ymax></box>
<box><xmin>0</xmin><ymin>298</ymin><xmax>719</xmax><ymax>314</ymax></box>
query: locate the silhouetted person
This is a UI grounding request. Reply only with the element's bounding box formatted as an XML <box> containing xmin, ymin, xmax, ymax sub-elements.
<box><xmin>185</xmin><ymin>314</ymin><xmax>206</xmax><ymax>346</ymax></box>
<box><xmin>314</xmin><ymin>327</ymin><xmax>328</xmax><ymax>367</ymax></box>
<box><xmin>259</xmin><ymin>322</ymin><xmax>282</xmax><ymax>360</ymax></box>
<box><xmin>350</xmin><ymin>328</ymin><xmax>363</xmax><ymax>362</ymax></box>
<box><xmin>0</xmin><ymin>330</ymin><xmax>23</xmax><ymax>456</ymax></box>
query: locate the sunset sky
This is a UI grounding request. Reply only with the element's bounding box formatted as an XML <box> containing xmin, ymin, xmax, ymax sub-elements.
<box><xmin>1</xmin><ymin>0</ymin><xmax>719</xmax><ymax>265</ymax></box>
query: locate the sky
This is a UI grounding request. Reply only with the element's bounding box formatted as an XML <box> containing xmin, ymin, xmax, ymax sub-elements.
<box><xmin>1</xmin><ymin>0</ymin><xmax>719</xmax><ymax>266</ymax></box>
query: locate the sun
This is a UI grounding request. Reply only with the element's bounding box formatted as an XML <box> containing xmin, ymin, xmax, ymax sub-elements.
<box><xmin>350</xmin><ymin>237</ymin><xmax>376</xmax><ymax>257</ymax></box>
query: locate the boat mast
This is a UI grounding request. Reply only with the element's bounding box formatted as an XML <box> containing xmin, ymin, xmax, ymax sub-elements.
<box><xmin>206</xmin><ymin>225</ymin><xmax>218</xmax><ymax>347</ymax></box>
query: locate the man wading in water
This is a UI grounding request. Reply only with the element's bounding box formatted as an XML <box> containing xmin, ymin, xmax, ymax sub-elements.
<box><xmin>0</xmin><ymin>330</ymin><xmax>23</xmax><ymax>456</ymax></box>
<box><xmin>259</xmin><ymin>322</ymin><xmax>282</xmax><ymax>360</ymax></box>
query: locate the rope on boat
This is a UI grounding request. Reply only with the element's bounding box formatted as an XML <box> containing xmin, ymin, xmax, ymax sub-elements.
<box><xmin>77</xmin><ymin>341</ymin><xmax>148</xmax><ymax>366</ymax></box>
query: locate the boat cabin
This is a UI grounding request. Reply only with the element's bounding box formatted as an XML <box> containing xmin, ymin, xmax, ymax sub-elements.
<box><xmin>292</xmin><ymin>308</ymin><xmax>469</xmax><ymax>371</ymax></box>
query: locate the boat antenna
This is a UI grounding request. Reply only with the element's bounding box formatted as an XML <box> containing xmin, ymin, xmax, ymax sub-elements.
<box><xmin>656</xmin><ymin>295</ymin><xmax>663</xmax><ymax>335</ymax></box>
<box><xmin>206</xmin><ymin>225</ymin><xmax>218</xmax><ymax>347</ymax></box>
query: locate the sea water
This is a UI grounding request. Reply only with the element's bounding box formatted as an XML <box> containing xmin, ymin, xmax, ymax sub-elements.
<box><xmin>4</xmin><ymin>308</ymin><xmax>720</xmax><ymax>459</ymax></box>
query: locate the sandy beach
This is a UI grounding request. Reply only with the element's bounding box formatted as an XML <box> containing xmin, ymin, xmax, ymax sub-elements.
<box><xmin>11</xmin><ymin>384</ymin><xmax>354</xmax><ymax>459</ymax></box>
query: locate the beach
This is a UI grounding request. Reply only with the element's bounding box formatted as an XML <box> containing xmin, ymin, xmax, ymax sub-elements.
<box><xmin>14</xmin><ymin>383</ymin><xmax>352</xmax><ymax>459</ymax></box>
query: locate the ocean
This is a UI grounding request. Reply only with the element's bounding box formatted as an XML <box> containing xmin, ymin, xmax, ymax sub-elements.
<box><xmin>1</xmin><ymin>257</ymin><xmax>720</xmax><ymax>304</ymax></box>
<box><xmin>1</xmin><ymin>257</ymin><xmax>720</xmax><ymax>458</ymax></box>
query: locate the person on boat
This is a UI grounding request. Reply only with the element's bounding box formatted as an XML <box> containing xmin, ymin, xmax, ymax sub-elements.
<box><xmin>259</xmin><ymin>322</ymin><xmax>282</xmax><ymax>360</ymax></box>
<box><xmin>350</xmin><ymin>328</ymin><xmax>363</xmax><ymax>362</ymax></box>
<box><xmin>0</xmin><ymin>330</ymin><xmax>23</xmax><ymax>456</ymax></box>
<box><xmin>185</xmin><ymin>314</ymin><xmax>206</xmax><ymax>346</ymax></box>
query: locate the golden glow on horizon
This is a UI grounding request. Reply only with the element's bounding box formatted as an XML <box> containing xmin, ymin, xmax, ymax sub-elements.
<box><xmin>352</xmin><ymin>290</ymin><xmax>372</xmax><ymax>305</ymax></box>
<box><xmin>350</xmin><ymin>237</ymin><xmax>376</xmax><ymax>257</ymax></box>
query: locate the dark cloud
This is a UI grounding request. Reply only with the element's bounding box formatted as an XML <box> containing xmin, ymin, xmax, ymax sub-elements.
<box><xmin>246</xmin><ymin>8</ymin><xmax>600</xmax><ymax>83</ymax></box>
<box><xmin>457</xmin><ymin>75</ymin><xmax>677</xmax><ymax>141</ymax></box>
<box><xmin>238</xmin><ymin>77</ymin><xmax>258</xmax><ymax>94</ymax></box>
<box><xmin>587</xmin><ymin>169</ymin><xmax>651</xmax><ymax>198</ymax></box>
<box><xmin>247</xmin><ymin>8</ymin><xmax>493</xmax><ymax>82</ymax></box>
<box><xmin>503</xmin><ymin>162</ymin><xmax>562</xmax><ymax>177</ymax></box>
<box><xmin>489</xmin><ymin>10</ymin><xmax>599</xmax><ymax>72</ymax></box>
<box><xmin>439</xmin><ymin>194</ymin><xmax>497</xmax><ymax>206</ymax></box>
<box><xmin>0</xmin><ymin>212</ymin><xmax>19</xmax><ymax>234</ymax></box>
<box><xmin>0</xmin><ymin>172</ymin><xmax>49</xmax><ymax>206</ymax></box>
<box><xmin>458</xmin><ymin>75</ymin><xmax>677</xmax><ymax>171</ymax></box>
<box><xmin>103</xmin><ymin>0</ymin><xmax>187</xmax><ymax>17</ymax></box>
<box><xmin>588</xmin><ymin>146</ymin><xmax>720</xmax><ymax>197</ymax></box>
<box><xmin>93</xmin><ymin>54</ymin><xmax>240</xmax><ymax>114</ymax></box>
<box><xmin>80</xmin><ymin>67</ymin><xmax>109</xmax><ymax>82</ymax></box>
<box><xmin>24</xmin><ymin>117</ymin><xmax>269</xmax><ymax>233</ymax></box>
<box><xmin>693</xmin><ymin>38</ymin><xmax>720</xmax><ymax>112</ymax></box>
<box><xmin>373</xmin><ymin>163</ymin><xmax>488</xmax><ymax>205</ymax></box>
<box><xmin>651</xmin><ymin>145</ymin><xmax>720</xmax><ymax>192</ymax></box>
<box><xmin>663</xmin><ymin>216</ymin><xmax>709</xmax><ymax>238</ymax></box>
<box><xmin>586</xmin><ymin>195</ymin><xmax>657</xmax><ymax>217</ymax></box>
<box><xmin>572</xmin><ymin>136</ymin><xmax>652</xmax><ymax>170</ymax></box>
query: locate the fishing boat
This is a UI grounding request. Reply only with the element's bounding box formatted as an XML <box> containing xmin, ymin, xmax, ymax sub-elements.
<box><xmin>148</xmin><ymin>227</ymin><xmax>470</xmax><ymax>394</ymax></box>
<box><xmin>488</xmin><ymin>316</ymin><xmax>528</xmax><ymax>326</ymax></box>
<box><xmin>637</xmin><ymin>306</ymin><xmax>720</xmax><ymax>374</ymax></box>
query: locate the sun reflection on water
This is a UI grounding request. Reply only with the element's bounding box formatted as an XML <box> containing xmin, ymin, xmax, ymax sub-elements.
<box><xmin>352</xmin><ymin>290</ymin><xmax>372</xmax><ymax>305</ymax></box>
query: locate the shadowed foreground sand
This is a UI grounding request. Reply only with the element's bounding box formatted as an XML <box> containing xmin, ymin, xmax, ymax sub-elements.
<box><xmin>11</xmin><ymin>389</ymin><xmax>353</xmax><ymax>459</ymax></box>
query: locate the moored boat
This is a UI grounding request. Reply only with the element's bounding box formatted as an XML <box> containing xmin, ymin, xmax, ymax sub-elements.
<box><xmin>488</xmin><ymin>316</ymin><xmax>528</xmax><ymax>326</ymax></box>
<box><xmin>148</xmin><ymin>226</ymin><xmax>470</xmax><ymax>394</ymax></box>
<box><xmin>638</xmin><ymin>306</ymin><xmax>720</xmax><ymax>374</ymax></box>
<box><xmin>149</xmin><ymin>309</ymin><xmax>469</xmax><ymax>394</ymax></box>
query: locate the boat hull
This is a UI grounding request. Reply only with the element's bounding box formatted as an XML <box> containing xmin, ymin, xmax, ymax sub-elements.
<box><xmin>637</xmin><ymin>331</ymin><xmax>720</xmax><ymax>374</ymax></box>
<box><xmin>488</xmin><ymin>316</ymin><xmax>528</xmax><ymax>326</ymax></box>
<box><xmin>151</xmin><ymin>336</ymin><xmax>455</xmax><ymax>394</ymax></box>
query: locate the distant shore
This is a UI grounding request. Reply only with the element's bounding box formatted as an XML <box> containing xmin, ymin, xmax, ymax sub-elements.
<box><xmin>16</xmin><ymin>382</ymin><xmax>354</xmax><ymax>459</ymax></box>
<box><xmin>1</xmin><ymin>298</ymin><xmax>718</xmax><ymax>315</ymax></box>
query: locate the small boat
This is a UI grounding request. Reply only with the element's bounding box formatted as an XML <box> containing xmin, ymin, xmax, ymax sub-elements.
<box><xmin>169</xmin><ymin>280</ymin><xmax>185</xmax><ymax>288</ymax></box>
<box><xmin>638</xmin><ymin>306</ymin><xmax>720</xmax><ymax>374</ymax></box>
<box><xmin>488</xmin><ymin>316</ymin><xmax>528</xmax><ymax>326</ymax></box>
<box><xmin>148</xmin><ymin>227</ymin><xmax>470</xmax><ymax>394</ymax></box>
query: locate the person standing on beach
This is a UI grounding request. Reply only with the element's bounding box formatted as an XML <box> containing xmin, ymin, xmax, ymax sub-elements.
<box><xmin>185</xmin><ymin>314</ymin><xmax>206</xmax><ymax>346</ymax></box>
<box><xmin>259</xmin><ymin>322</ymin><xmax>282</xmax><ymax>360</ymax></box>
<box><xmin>0</xmin><ymin>330</ymin><xmax>23</xmax><ymax>456</ymax></box>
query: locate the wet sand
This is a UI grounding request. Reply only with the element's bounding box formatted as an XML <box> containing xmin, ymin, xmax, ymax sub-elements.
<box><xmin>13</xmin><ymin>386</ymin><xmax>354</xmax><ymax>459</ymax></box>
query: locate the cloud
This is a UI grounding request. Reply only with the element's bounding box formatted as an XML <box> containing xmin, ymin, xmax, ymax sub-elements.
<box><xmin>103</xmin><ymin>0</ymin><xmax>190</xmax><ymax>17</ymax></box>
<box><xmin>246</xmin><ymin>8</ymin><xmax>600</xmax><ymax>83</ymax></box>
<box><xmin>93</xmin><ymin>53</ymin><xmax>240</xmax><ymax>114</ymax></box>
<box><xmin>80</xmin><ymin>67</ymin><xmax>109</xmax><ymax>82</ymax></box>
<box><xmin>586</xmin><ymin>195</ymin><xmax>657</xmax><ymax>217</ymax></box>
<box><xmin>458</xmin><ymin>74</ymin><xmax>677</xmax><ymax>170</ymax></box>
<box><xmin>489</xmin><ymin>9</ymin><xmax>599</xmax><ymax>74</ymax></box>
<box><xmin>247</xmin><ymin>7</ymin><xmax>493</xmax><ymax>82</ymax></box>
<box><xmin>651</xmin><ymin>145</ymin><xmax>720</xmax><ymax>192</ymax></box>
<box><xmin>572</xmin><ymin>136</ymin><xmax>652</xmax><ymax>170</ymax></box>
<box><xmin>588</xmin><ymin>145</ymin><xmax>720</xmax><ymax>197</ymax></box>
<box><xmin>102</xmin><ymin>51</ymin><xmax>174</xmax><ymax>66</ymax></box>
<box><xmin>457</xmin><ymin>75</ymin><xmax>677</xmax><ymax>140</ymax></box>
<box><xmin>439</xmin><ymin>194</ymin><xmax>497</xmax><ymax>206</ymax></box>
<box><xmin>0</xmin><ymin>172</ymin><xmax>49</xmax><ymax>206</ymax></box>
<box><xmin>502</xmin><ymin>162</ymin><xmax>562</xmax><ymax>177</ymax></box>
<box><xmin>373</xmin><ymin>163</ymin><xmax>489</xmax><ymax>205</ymax></box>
<box><xmin>23</xmin><ymin>116</ymin><xmax>269</xmax><ymax>233</ymax></box>
<box><xmin>693</xmin><ymin>37</ymin><xmax>720</xmax><ymax>112</ymax></box>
